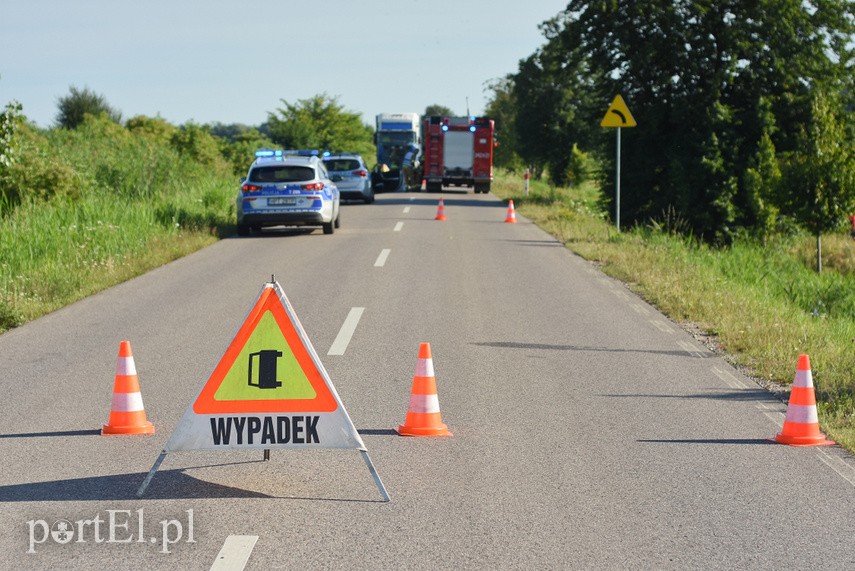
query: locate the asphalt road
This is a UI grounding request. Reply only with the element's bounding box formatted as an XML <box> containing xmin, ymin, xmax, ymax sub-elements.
<box><xmin>1</xmin><ymin>191</ymin><xmax>854</xmax><ymax>570</ymax></box>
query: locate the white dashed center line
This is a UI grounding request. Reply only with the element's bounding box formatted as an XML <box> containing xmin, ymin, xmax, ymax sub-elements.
<box><xmin>394</xmin><ymin>221</ymin><xmax>404</xmax><ymax>232</ymax></box>
<box><xmin>328</xmin><ymin>307</ymin><xmax>365</xmax><ymax>355</ymax></box>
<box><xmin>210</xmin><ymin>535</ymin><xmax>258</xmax><ymax>571</ymax></box>
<box><xmin>374</xmin><ymin>249</ymin><xmax>391</xmax><ymax>267</ymax></box>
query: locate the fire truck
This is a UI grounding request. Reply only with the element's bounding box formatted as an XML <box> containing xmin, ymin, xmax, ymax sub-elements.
<box><xmin>421</xmin><ymin>116</ymin><xmax>494</xmax><ymax>193</ymax></box>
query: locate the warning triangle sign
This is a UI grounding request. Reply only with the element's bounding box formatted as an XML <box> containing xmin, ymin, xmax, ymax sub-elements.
<box><xmin>601</xmin><ymin>95</ymin><xmax>637</xmax><ymax>128</ymax></box>
<box><xmin>193</xmin><ymin>284</ymin><xmax>336</xmax><ymax>414</ymax></box>
<box><xmin>164</xmin><ymin>280</ymin><xmax>364</xmax><ymax>452</ymax></box>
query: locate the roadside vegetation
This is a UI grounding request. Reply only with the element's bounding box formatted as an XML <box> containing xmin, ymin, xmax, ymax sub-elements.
<box><xmin>491</xmin><ymin>172</ymin><xmax>855</xmax><ymax>452</ymax></box>
<box><xmin>0</xmin><ymin>89</ymin><xmax>376</xmax><ymax>332</ymax></box>
<box><xmin>0</xmin><ymin>106</ymin><xmax>239</xmax><ymax>330</ymax></box>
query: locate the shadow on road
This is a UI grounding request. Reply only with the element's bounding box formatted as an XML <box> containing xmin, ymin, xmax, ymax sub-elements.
<box><xmin>0</xmin><ymin>468</ymin><xmax>270</xmax><ymax>502</ymax></box>
<box><xmin>598</xmin><ymin>391</ymin><xmax>773</xmax><ymax>402</ymax></box>
<box><xmin>638</xmin><ymin>438</ymin><xmax>774</xmax><ymax>445</ymax></box>
<box><xmin>0</xmin><ymin>430</ymin><xmax>101</xmax><ymax>439</ymax></box>
<box><xmin>473</xmin><ymin>341</ymin><xmax>713</xmax><ymax>359</ymax></box>
<box><xmin>0</xmin><ymin>463</ymin><xmax>386</xmax><ymax>503</ymax></box>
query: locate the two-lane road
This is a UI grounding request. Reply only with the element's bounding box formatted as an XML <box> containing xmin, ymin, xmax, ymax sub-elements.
<box><xmin>1</xmin><ymin>191</ymin><xmax>853</xmax><ymax>569</ymax></box>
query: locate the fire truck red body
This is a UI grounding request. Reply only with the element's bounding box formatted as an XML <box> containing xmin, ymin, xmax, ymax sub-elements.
<box><xmin>421</xmin><ymin>116</ymin><xmax>494</xmax><ymax>193</ymax></box>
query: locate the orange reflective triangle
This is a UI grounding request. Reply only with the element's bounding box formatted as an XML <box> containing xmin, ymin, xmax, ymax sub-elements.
<box><xmin>193</xmin><ymin>284</ymin><xmax>338</xmax><ymax>414</ymax></box>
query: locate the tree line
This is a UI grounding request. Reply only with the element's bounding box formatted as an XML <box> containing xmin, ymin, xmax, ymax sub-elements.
<box><xmin>485</xmin><ymin>0</ymin><xmax>854</xmax><ymax>248</ymax></box>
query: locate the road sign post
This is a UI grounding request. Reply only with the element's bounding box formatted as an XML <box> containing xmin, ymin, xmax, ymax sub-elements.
<box><xmin>601</xmin><ymin>95</ymin><xmax>637</xmax><ymax>231</ymax></box>
<box><xmin>616</xmin><ymin>127</ymin><xmax>621</xmax><ymax>230</ymax></box>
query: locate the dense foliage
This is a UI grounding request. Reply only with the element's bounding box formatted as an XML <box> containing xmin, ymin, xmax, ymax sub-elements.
<box><xmin>487</xmin><ymin>0</ymin><xmax>855</xmax><ymax>245</ymax></box>
<box><xmin>55</xmin><ymin>86</ymin><xmax>122</xmax><ymax>129</ymax></box>
<box><xmin>267</xmin><ymin>93</ymin><xmax>375</xmax><ymax>159</ymax></box>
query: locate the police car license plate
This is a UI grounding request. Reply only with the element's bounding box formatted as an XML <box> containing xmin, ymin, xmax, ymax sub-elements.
<box><xmin>268</xmin><ymin>197</ymin><xmax>297</xmax><ymax>206</ymax></box>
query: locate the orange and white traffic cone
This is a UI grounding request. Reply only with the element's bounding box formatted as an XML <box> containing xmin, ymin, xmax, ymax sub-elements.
<box><xmin>504</xmin><ymin>200</ymin><xmax>518</xmax><ymax>223</ymax></box>
<box><xmin>102</xmin><ymin>341</ymin><xmax>155</xmax><ymax>435</ymax></box>
<box><xmin>774</xmin><ymin>354</ymin><xmax>833</xmax><ymax>446</ymax></box>
<box><xmin>397</xmin><ymin>343</ymin><xmax>451</xmax><ymax>437</ymax></box>
<box><xmin>435</xmin><ymin>198</ymin><xmax>447</xmax><ymax>221</ymax></box>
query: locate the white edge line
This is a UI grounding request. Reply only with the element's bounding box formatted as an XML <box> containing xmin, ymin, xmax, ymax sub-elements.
<box><xmin>374</xmin><ymin>249</ymin><xmax>391</xmax><ymax>267</ymax></box>
<box><xmin>711</xmin><ymin>366</ymin><xmax>747</xmax><ymax>390</ymax></box>
<box><xmin>328</xmin><ymin>307</ymin><xmax>365</xmax><ymax>355</ymax></box>
<box><xmin>677</xmin><ymin>340</ymin><xmax>704</xmax><ymax>358</ymax></box>
<box><xmin>816</xmin><ymin>448</ymin><xmax>855</xmax><ymax>488</ymax></box>
<box><xmin>650</xmin><ymin>320</ymin><xmax>674</xmax><ymax>334</ymax></box>
<box><xmin>210</xmin><ymin>535</ymin><xmax>259</xmax><ymax>571</ymax></box>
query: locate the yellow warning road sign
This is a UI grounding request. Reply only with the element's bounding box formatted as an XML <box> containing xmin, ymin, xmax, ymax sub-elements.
<box><xmin>601</xmin><ymin>95</ymin><xmax>637</xmax><ymax>128</ymax></box>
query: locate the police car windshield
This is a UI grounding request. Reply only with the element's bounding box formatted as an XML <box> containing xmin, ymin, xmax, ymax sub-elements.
<box><xmin>249</xmin><ymin>166</ymin><xmax>315</xmax><ymax>183</ymax></box>
<box><xmin>323</xmin><ymin>159</ymin><xmax>361</xmax><ymax>171</ymax></box>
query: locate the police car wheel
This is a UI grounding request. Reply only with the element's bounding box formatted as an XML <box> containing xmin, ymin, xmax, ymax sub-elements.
<box><xmin>323</xmin><ymin>221</ymin><xmax>334</xmax><ymax>235</ymax></box>
<box><xmin>334</xmin><ymin>212</ymin><xmax>341</xmax><ymax>229</ymax></box>
<box><xmin>237</xmin><ymin>223</ymin><xmax>250</xmax><ymax>237</ymax></box>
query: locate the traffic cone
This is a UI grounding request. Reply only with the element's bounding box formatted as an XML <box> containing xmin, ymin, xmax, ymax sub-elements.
<box><xmin>774</xmin><ymin>354</ymin><xmax>833</xmax><ymax>446</ymax></box>
<box><xmin>397</xmin><ymin>343</ymin><xmax>451</xmax><ymax>436</ymax></box>
<box><xmin>102</xmin><ymin>341</ymin><xmax>155</xmax><ymax>435</ymax></box>
<box><xmin>435</xmin><ymin>198</ymin><xmax>447</xmax><ymax>221</ymax></box>
<box><xmin>504</xmin><ymin>200</ymin><xmax>518</xmax><ymax>223</ymax></box>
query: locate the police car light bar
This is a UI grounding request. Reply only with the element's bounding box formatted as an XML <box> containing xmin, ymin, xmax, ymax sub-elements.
<box><xmin>255</xmin><ymin>149</ymin><xmax>319</xmax><ymax>158</ymax></box>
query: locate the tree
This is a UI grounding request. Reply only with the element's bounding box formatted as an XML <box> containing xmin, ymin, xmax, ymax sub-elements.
<box><xmin>511</xmin><ymin>16</ymin><xmax>595</xmax><ymax>186</ymax></box>
<box><xmin>484</xmin><ymin>77</ymin><xmax>522</xmax><ymax>170</ymax></box>
<box><xmin>267</xmin><ymin>94</ymin><xmax>374</xmax><ymax>158</ymax></box>
<box><xmin>218</xmin><ymin>128</ymin><xmax>276</xmax><ymax>177</ymax></box>
<box><xmin>537</xmin><ymin>0</ymin><xmax>854</xmax><ymax>241</ymax></box>
<box><xmin>777</xmin><ymin>92</ymin><xmax>855</xmax><ymax>272</ymax></box>
<box><xmin>0</xmin><ymin>99</ymin><xmax>24</xmax><ymax>209</ymax></box>
<box><xmin>424</xmin><ymin>104</ymin><xmax>455</xmax><ymax>117</ymax></box>
<box><xmin>55</xmin><ymin>86</ymin><xmax>121</xmax><ymax>129</ymax></box>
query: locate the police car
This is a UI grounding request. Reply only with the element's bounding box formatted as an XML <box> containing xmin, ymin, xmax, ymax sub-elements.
<box><xmin>236</xmin><ymin>149</ymin><xmax>341</xmax><ymax>236</ymax></box>
<box><xmin>322</xmin><ymin>152</ymin><xmax>374</xmax><ymax>203</ymax></box>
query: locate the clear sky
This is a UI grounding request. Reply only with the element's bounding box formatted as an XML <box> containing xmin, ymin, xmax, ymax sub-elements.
<box><xmin>0</xmin><ymin>0</ymin><xmax>569</xmax><ymax>129</ymax></box>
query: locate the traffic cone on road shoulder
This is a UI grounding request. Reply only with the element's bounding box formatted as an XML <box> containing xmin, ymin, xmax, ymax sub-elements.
<box><xmin>504</xmin><ymin>200</ymin><xmax>518</xmax><ymax>223</ymax></box>
<box><xmin>102</xmin><ymin>341</ymin><xmax>155</xmax><ymax>435</ymax></box>
<box><xmin>397</xmin><ymin>343</ymin><xmax>451</xmax><ymax>437</ymax></box>
<box><xmin>435</xmin><ymin>198</ymin><xmax>447</xmax><ymax>221</ymax></box>
<box><xmin>774</xmin><ymin>354</ymin><xmax>833</xmax><ymax>446</ymax></box>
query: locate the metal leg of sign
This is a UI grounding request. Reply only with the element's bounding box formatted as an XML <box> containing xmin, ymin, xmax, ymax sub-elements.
<box><xmin>263</xmin><ymin>449</ymin><xmax>270</xmax><ymax>461</ymax></box>
<box><xmin>360</xmin><ymin>450</ymin><xmax>390</xmax><ymax>502</ymax></box>
<box><xmin>137</xmin><ymin>451</ymin><xmax>167</xmax><ymax>498</ymax></box>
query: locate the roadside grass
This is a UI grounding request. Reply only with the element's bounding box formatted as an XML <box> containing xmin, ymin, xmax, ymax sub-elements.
<box><xmin>492</xmin><ymin>170</ymin><xmax>855</xmax><ymax>452</ymax></box>
<box><xmin>0</xmin><ymin>118</ymin><xmax>236</xmax><ymax>330</ymax></box>
<box><xmin>0</xmin><ymin>193</ymin><xmax>222</xmax><ymax>324</ymax></box>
